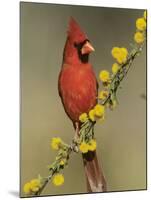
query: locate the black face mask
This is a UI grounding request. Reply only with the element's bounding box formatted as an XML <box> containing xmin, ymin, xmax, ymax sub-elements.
<box><xmin>74</xmin><ymin>39</ymin><xmax>90</xmax><ymax>63</ymax></box>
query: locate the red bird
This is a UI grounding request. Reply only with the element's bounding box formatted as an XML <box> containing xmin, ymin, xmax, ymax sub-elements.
<box><xmin>58</xmin><ymin>17</ymin><xmax>106</xmax><ymax>192</ymax></box>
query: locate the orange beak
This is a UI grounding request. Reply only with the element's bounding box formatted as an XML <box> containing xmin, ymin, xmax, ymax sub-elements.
<box><xmin>81</xmin><ymin>41</ymin><xmax>95</xmax><ymax>55</ymax></box>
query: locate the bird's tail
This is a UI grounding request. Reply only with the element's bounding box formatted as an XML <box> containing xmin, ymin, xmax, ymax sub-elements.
<box><xmin>82</xmin><ymin>150</ymin><xmax>107</xmax><ymax>192</ymax></box>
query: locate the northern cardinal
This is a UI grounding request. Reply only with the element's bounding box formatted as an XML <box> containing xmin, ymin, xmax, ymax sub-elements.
<box><xmin>58</xmin><ymin>17</ymin><xmax>106</xmax><ymax>192</ymax></box>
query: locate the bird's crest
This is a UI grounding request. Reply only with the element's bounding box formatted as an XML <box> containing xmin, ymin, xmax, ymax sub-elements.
<box><xmin>68</xmin><ymin>17</ymin><xmax>87</xmax><ymax>42</ymax></box>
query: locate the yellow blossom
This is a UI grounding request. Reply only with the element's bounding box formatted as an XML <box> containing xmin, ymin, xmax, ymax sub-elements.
<box><xmin>79</xmin><ymin>142</ymin><xmax>89</xmax><ymax>153</ymax></box>
<box><xmin>121</xmin><ymin>48</ymin><xmax>128</xmax><ymax>57</ymax></box>
<box><xmin>111</xmin><ymin>47</ymin><xmax>128</xmax><ymax>64</ymax></box>
<box><xmin>88</xmin><ymin>139</ymin><xmax>97</xmax><ymax>151</ymax></box>
<box><xmin>134</xmin><ymin>32</ymin><xmax>144</xmax><ymax>44</ymax></box>
<box><xmin>112</xmin><ymin>63</ymin><xmax>120</xmax><ymax>74</ymax></box>
<box><xmin>94</xmin><ymin>104</ymin><xmax>105</xmax><ymax>118</ymax></box>
<box><xmin>51</xmin><ymin>137</ymin><xmax>62</xmax><ymax>150</ymax></box>
<box><xmin>99</xmin><ymin>70</ymin><xmax>110</xmax><ymax>82</ymax></box>
<box><xmin>60</xmin><ymin>159</ymin><xmax>66</xmax><ymax>166</ymax></box>
<box><xmin>52</xmin><ymin>174</ymin><xmax>64</xmax><ymax>186</ymax></box>
<box><xmin>24</xmin><ymin>179</ymin><xmax>41</xmax><ymax>194</ymax></box>
<box><xmin>23</xmin><ymin>182</ymin><xmax>31</xmax><ymax>194</ymax></box>
<box><xmin>79</xmin><ymin>113</ymin><xmax>88</xmax><ymax>123</ymax></box>
<box><xmin>30</xmin><ymin>186</ymin><xmax>39</xmax><ymax>192</ymax></box>
<box><xmin>30</xmin><ymin>179</ymin><xmax>41</xmax><ymax>192</ymax></box>
<box><xmin>111</xmin><ymin>47</ymin><xmax>120</xmax><ymax>58</ymax></box>
<box><xmin>144</xmin><ymin>10</ymin><xmax>147</xmax><ymax>20</ymax></box>
<box><xmin>89</xmin><ymin>109</ymin><xmax>96</xmax><ymax>121</ymax></box>
<box><xmin>136</xmin><ymin>17</ymin><xmax>146</xmax><ymax>31</ymax></box>
<box><xmin>99</xmin><ymin>90</ymin><xmax>109</xmax><ymax>100</ymax></box>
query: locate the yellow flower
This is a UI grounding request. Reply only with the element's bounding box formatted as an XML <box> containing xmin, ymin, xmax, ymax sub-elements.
<box><xmin>31</xmin><ymin>186</ymin><xmax>39</xmax><ymax>192</ymax></box>
<box><xmin>112</xmin><ymin>63</ymin><xmax>120</xmax><ymax>74</ymax></box>
<box><xmin>99</xmin><ymin>70</ymin><xmax>110</xmax><ymax>82</ymax></box>
<box><xmin>121</xmin><ymin>48</ymin><xmax>128</xmax><ymax>57</ymax></box>
<box><xmin>119</xmin><ymin>48</ymin><xmax>128</xmax><ymax>63</ymax></box>
<box><xmin>94</xmin><ymin>104</ymin><xmax>105</xmax><ymax>118</ymax></box>
<box><xmin>111</xmin><ymin>47</ymin><xmax>128</xmax><ymax>64</ymax></box>
<box><xmin>111</xmin><ymin>47</ymin><xmax>120</xmax><ymax>58</ymax></box>
<box><xmin>89</xmin><ymin>109</ymin><xmax>96</xmax><ymax>121</ymax></box>
<box><xmin>51</xmin><ymin>137</ymin><xmax>62</xmax><ymax>150</ymax></box>
<box><xmin>134</xmin><ymin>32</ymin><xmax>144</xmax><ymax>44</ymax></box>
<box><xmin>99</xmin><ymin>90</ymin><xmax>109</xmax><ymax>100</ymax></box>
<box><xmin>79</xmin><ymin>142</ymin><xmax>89</xmax><ymax>153</ymax></box>
<box><xmin>30</xmin><ymin>179</ymin><xmax>41</xmax><ymax>192</ymax></box>
<box><xmin>52</xmin><ymin>174</ymin><xmax>64</xmax><ymax>186</ymax></box>
<box><xmin>60</xmin><ymin>159</ymin><xmax>65</xmax><ymax>166</ymax></box>
<box><xmin>23</xmin><ymin>179</ymin><xmax>41</xmax><ymax>194</ymax></box>
<box><xmin>136</xmin><ymin>17</ymin><xmax>146</xmax><ymax>31</ymax></box>
<box><xmin>88</xmin><ymin>139</ymin><xmax>97</xmax><ymax>151</ymax></box>
<box><xmin>79</xmin><ymin>113</ymin><xmax>88</xmax><ymax>123</ymax></box>
<box><xmin>144</xmin><ymin>10</ymin><xmax>147</xmax><ymax>20</ymax></box>
<box><xmin>23</xmin><ymin>182</ymin><xmax>31</xmax><ymax>194</ymax></box>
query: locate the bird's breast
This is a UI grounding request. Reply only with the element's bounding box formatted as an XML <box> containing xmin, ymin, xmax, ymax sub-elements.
<box><xmin>58</xmin><ymin>64</ymin><xmax>98</xmax><ymax>122</ymax></box>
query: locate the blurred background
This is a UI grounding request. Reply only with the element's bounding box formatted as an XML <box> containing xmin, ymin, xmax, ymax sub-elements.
<box><xmin>20</xmin><ymin>2</ymin><xmax>146</xmax><ymax>197</ymax></box>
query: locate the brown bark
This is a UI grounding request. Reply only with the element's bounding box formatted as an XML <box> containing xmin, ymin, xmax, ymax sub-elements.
<box><xmin>82</xmin><ymin>150</ymin><xmax>107</xmax><ymax>192</ymax></box>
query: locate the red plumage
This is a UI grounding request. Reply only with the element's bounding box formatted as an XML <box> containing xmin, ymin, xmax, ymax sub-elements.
<box><xmin>58</xmin><ymin>62</ymin><xmax>97</xmax><ymax>122</ymax></box>
<box><xmin>58</xmin><ymin>17</ymin><xmax>106</xmax><ymax>192</ymax></box>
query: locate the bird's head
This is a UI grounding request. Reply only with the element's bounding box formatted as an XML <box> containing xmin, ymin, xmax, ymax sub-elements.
<box><xmin>63</xmin><ymin>17</ymin><xmax>95</xmax><ymax>64</ymax></box>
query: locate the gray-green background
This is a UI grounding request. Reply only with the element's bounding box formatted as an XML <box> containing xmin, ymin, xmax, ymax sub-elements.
<box><xmin>20</xmin><ymin>2</ymin><xmax>146</xmax><ymax>197</ymax></box>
